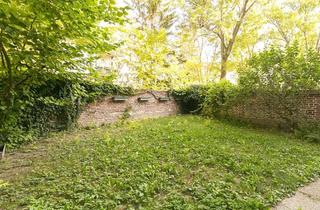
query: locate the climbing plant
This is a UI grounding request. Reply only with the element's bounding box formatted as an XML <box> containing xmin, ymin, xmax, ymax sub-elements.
<box><xmin>0</xmin><ymin>0</ymin><xmax>127</xmax><ymax>147</ymax></box>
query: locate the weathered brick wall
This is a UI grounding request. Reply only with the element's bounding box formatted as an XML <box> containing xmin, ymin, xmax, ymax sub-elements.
<box><xmin>78</xmin><ymin>91</ymin><xmax>178</xmax><ymax>127</ymax></box>
<box><xmin>300</xmin><ymin>92</ymin><xmax>320</xmax><ymax>120</ymax></box>
<box><xmin>227</xmin><ymin>92</ymin><xmax>320</xmax><ymax>128</ymax></box>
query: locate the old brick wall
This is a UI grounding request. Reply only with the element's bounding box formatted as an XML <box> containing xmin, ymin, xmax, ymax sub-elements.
<box><xmin>78</xmin><ymin>91</ymin><xmax>178</xmax><ymax>127</ymax></box>
<box><xmin>227</xmin><ymin>92</ymin><xmax>320</xmax><ymax>128</ymax></box>
<box><xmin>300</xmin><ymin>92</ymin><xmax>320</xmax><ymax>121</ymax></box>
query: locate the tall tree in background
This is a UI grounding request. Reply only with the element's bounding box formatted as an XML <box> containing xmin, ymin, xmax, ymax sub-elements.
<box><xmin>111</xmin><ymin>0</ymin><xmax>178</xmax><ymax>89</ymax></box>
<box><xmin>266</xmin><ymin>0</ymin><xmax>320</xmax><ymax>51</ymax></box>
<box><xmin>186</xmin><ymin>0</ymin><xmax>257</xmax><ymax>79</ymax></box>
<box><xmin>175</xmin><ymin>23</ymin><xmax>220</xmax><ymax>84</ymax></box>
<box><xmin>109</xmin><ymin>0</ymin><xmax>320</xmax><ymax>87</ymax></box>
<box><xmin>129</xmin><ymin>0</ymin><xmax>176</xmax><ymax>30</ymax></box>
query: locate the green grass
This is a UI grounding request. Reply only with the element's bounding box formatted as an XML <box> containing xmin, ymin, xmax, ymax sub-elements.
<box><xmin>1</xmin><ymin>115</ymin><xmax>320</xmax><ymax>209</ymax></box>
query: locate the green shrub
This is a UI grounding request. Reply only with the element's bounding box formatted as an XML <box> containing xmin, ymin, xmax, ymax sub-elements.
<box><xmin>172</xmin><ymin>81</ymin><xmax>242</xmax><ymax>117</ymax></box>
<box><xmin>238</xmin><ymin>43</ymin><xmax>320</xmax><ymax>130</ymax></box>
<box><xmin>201</xmin><ymin>81</ymin><xmax>241</xmax><ymax>117</ymax></box>
<box><xmin>80</xmin><ymin>80</ymin><xmax>134</xmax><ymax>104</ymax></box>
<box><xmin>0</xmin><ymin>73</ymin><xmax>134</xmax><ymax>147</ymax></box>
<box><xmin>295</xmin><ymin>123</ymin><xmax>320</xmax><ymax>143</ymax></box>
<box><xmin>171</xmin><ymin>85</ymin><xmax>209</xmax><ymax>114</ymax></box>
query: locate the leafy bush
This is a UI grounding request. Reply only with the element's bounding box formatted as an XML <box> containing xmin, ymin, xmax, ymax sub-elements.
<box><xmin>202</xmin><ymin>81</ymin><xmax>241</xmax><ymax>117</ymax></box>
<box><xmin>0</xmin><ymin>0</ymin><xmax>127</xmax><ymax>148</ymax></box>
<box><xmin>81</xmin><ymin>81</ymin><xmax>134</xmax><ymax>104</ymax></box>
<box><xmin>238</xmin><ymin>43</ymin><xmax>320</xmax><ymax>130</ymax></box>
<box><xmin>171</xmin><ymin>85</ymin><xmax>209</xmax><ymax>114</ymax></box>
<box><xmin>172</xmin><ymin>81</ymin><xmax>241</xmax><ymax>117</ymax></box>
<box><xmin>295</xmin><ymin>123</ymin><xmax>320</xmax><ymax>143</ymax></box>
<box><xmin>239</xmin><ymin>44</ymin><xmax>320</xmax><ymax>92</ymax></box>
<box><xmin>0</xmin><ymin>73</ymin><xmax>134</xmax><ymax>147</ymax></box>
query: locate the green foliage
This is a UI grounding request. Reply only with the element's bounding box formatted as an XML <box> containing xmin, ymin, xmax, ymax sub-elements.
<box><xmin>202</xmin><ymin>81</ymin><xmax>241</xmax><ymax>117</ymax></box>
<box><xmin>119</xmin><ymin>106</ymin><xmax>133</xmax><ymax>123</ymax></box>
<box><xmin>80</xmin><ymin>80</ymin><xmax>134</xmax><ymax>104</ymax></box>
<box><xmin>109</xmin><ymin>0</ymin><xmax>182</xmax><ymax>89</ymax></box>
<box><xmin>2</xmin><ymin>116</ymin><xmax>320</xmax><ymax>209</ymax></box>
<box><xmin>238</xmin><ymin>43</ymin><xmax>320</xmax><ymax>130</ymax></box>
<box><xmin>295</xmin><ymin>123</ymin><xmax>320</xmax><ymax>143</ymax></box>
<box><xmin>266</xmin><ymin>0</ymin><xmax>320</xmax><ymax>50</ymax></box>
<box><xmin>174</xmin><ymin>44</ymin><xmax>320</xmax><ymax>135</ymax></box>
<box><xmin>185</xmin><ymin>0</ymin><xmax>259</xmax><ymax>79</ymax></box>
<box><xmin>172</xmin><ymin>81</ymin><xmax>241</xmax><ymax>116</ymax></box>
<box><xmin>173</xmin><ymin>44</ymin><xmax>320</xmax><ymax>133</ymax></box>
<box><xmin>101</xmin><ymin>0</ymin><xmax>320</xmax><ymax>87</ymax></box>
<box><xmin>0</xmin><ymin>0</ymin><xmax>127</xmax><ymax>147</ymax></box>
<box><xmin>0</xmin><ymin>0</ymin><xmax>126</xmax><ymax>97</ymax></box>
<box><xmin>239</xmin><ymin>43</ymin><xmax>320</xmax><ymax>93</ymax></box>
<box><xmin>113</xmin><ymin>26</ymin><xmax>178</xmax><ymax>89</ymax></box>
<box><xmin>0</xmin><ymin>73</ymin><xmax>134</xmax><ymax>147</ymax></box>
<box><xmin>171</xmin><ymin>85</ymin><xmax>209</xmax><ymax>114</ymax></box>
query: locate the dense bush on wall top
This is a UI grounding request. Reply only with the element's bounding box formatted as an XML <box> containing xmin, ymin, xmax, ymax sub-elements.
<box><xmin>201</xmin><ymin>81</ymin><xmax>242</xmax><ymax>117</ymax></box>
<box><xmin>238</xmin><ymin>43</ymin><xmax>320</xmax><ymax>131</ymax></box>
<box><xmin>171</xmin><ymin>81</ymin><xmax>241</xmax><ymax>116</ymax></box>
<box><xmin>171</xmin><ymin>85</ymin><xmax>209</xmax><ymax>114</ymax></box>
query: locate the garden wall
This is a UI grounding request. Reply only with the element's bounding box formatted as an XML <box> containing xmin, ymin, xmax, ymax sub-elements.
<box><xmin>78</xmin><ymin>91</ymin><xmax>178</xmax><ymax>127</ymax></box>
<box><xmin>227</xmin><ymin>91</ymin><xmax>320</xmax><ymax>128</ymax></box>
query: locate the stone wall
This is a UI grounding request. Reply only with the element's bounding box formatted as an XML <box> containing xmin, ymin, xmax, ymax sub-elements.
<box><xmin>227</xmin><ymin>92</ymin><xmax>320</xmax><ymax>128</ymax></box>
<box><xmin>78</xmin><ymin>91</ymin><xmax>178</xmax><ymax>127</ymax></box>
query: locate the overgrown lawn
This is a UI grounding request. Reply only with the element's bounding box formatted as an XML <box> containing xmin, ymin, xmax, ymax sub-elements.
<box><xmin>1</xmin><ymin>116</ymin><xmax>320</xmax><ymax>209</ymax></box>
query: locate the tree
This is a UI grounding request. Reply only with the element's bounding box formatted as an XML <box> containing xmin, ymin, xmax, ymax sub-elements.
<box><xmin>265</xmin><ymin>0</ymin><xmax>320</xmax><ymax>51</ymax></box>
<box><xmin>0</xmin><ymin>0</ymin><xmax>125</xmax><ymax>100</ymax></box>
<box><xmin>0</xmin><ymin>0</ymin><xmax>126</xmax><ymax>103</ymax></box>
<box><xmin>110</xmin><ymin>0</ymin><xmax>179</xmax><ymax>89</ymax></box>
<box><xmin>185</xmin><ymin>0</ymin><xmax>258</xmax><ymax>79</ymax></box>
<box><xmin>127</xmin><ymin>0</ymin><xmax>176</xmax><ymax>31</ymax></box>
<box><xmin>0</xmin><ymin>0</ymin><xmax>126</xmax><ymax>142</ymax></box>
<box><xmin>175</xmin><ymin>22</ymin><xmax>221</xmax><ymax>84</ymax></box>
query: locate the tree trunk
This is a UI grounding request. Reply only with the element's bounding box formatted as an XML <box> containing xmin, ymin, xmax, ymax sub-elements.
<box><xmin>216</xmin><ymin>0</ymin><xmax>256</xmax><ymax>80</ymax></box>
<box><xmin>0</xmin><ymin>42</ymin><xmax>14</xmax><ymax>107</ymax></box>
<box><xmin>220</xmin><ymin>43</ymin><xmax>228</xmax><ymax>80</ymax></box>
<box><xmin>220</xmin><ymin>56</ymin><xmax>227</xmax><ymax>80</ymax></box>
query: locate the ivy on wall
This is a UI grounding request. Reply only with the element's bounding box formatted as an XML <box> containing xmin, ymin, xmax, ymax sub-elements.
<box><xmin>0</xmin><ymin>73</ymin><xmax>134</xmax><ymax>148</ymax></box>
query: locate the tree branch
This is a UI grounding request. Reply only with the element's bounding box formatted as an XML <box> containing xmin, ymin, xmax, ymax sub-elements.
<box><xmin>0</xmin><ymin>42</ymin><xmax>12</xmax><ymax>85</ymax></box>
<box><xmin>316</xmin><ymin>32</ymin><xmax>320</xmax><ymax>52</ymax></box>
<box><xmin>226</xmin><ymin>0</ymin><xmax>256</xmax><ymax>56</ymax></box>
